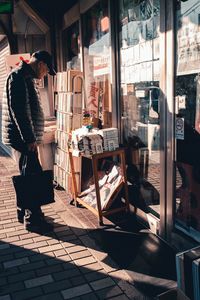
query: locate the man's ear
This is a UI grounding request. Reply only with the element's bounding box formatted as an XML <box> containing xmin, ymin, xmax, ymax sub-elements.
<box><xmin>38</xmin><ymin>61</ymin><xmax>43</xmax><ymax>68</ymax></box>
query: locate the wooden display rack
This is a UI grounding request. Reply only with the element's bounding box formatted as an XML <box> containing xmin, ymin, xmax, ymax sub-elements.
<box><xmin>69</xmin><ymin>148</ymin><xmax>130</xmax><ymax>225</ymax></box>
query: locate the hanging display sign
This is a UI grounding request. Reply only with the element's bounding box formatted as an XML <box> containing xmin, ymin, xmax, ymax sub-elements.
<box><xmin>93</xmin><ymin>55</ymin><xmax>110</xmax><ymax>76</ymax></box>
<box><xmin>175</xmin><ymin>117</ymin><xmax>184</xmax><ymax>140</ymax></box>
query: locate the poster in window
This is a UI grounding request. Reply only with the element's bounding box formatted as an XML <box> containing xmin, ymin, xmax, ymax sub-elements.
<box><xmin>177</xmin><ymin>16</ymin><xmax>200</xmax><ymax>75</ymax></box>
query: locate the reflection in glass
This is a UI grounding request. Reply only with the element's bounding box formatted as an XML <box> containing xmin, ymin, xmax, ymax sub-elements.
<box><xmin>62</xmin><ymin>21</ymin><xmax>80</xmax><ymax>70</ymax></box>
<box><xmin>119</xmin><ymin>0</ymin><xmax>160</xmax><ymax>220</ymax></box>
<box><xmin>82</xmin><ymin>0</ymin><xmax>111</xmax><ymax>127</ymax></box>
<box><xmin>175</xmin><ymin>0</ymin><xmax>200</xmax><ymax>241</ymax></box>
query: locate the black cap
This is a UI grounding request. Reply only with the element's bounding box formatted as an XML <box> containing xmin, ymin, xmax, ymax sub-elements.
<box><xmin>32</xmin><ymin>50</ymin><xmax>56</xmax><ymax>76</ymax></box>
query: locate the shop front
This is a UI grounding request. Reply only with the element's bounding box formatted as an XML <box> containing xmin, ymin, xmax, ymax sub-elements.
<box><xmin>60</xmin><ymin>0</ymin><xmax>200</xmax><ymax>246</ymax></box>
<box><xmin>0</xmin><ymin>0</ymin><xmax>199</xmax><ymax>246</ymax></box>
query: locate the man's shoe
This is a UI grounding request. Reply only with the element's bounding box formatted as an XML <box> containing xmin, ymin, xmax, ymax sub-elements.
<box><xmin>24</xmin><ymin>219</ymin><xmax>54</xmax><ymax>234</ymax></box>
<box><xmin>17</xmin><ymin>208</ymin><xmax>25</xmax><ymax>223</ymax></box>
<box><xmin>17</xmin><ymin>208</ymin><xmax>44</xmax><ymax>223</ymax></box>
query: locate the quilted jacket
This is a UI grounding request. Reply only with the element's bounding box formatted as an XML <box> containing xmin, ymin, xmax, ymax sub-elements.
<box><xmin>2</xmin><ymin>61</ymin><xmax>44</xmax><ymax>150</ymax></box>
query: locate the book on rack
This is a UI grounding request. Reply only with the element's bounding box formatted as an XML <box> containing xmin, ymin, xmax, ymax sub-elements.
<box><xmin>54</xmin><ymin>70</ymin><xmax>83</xmax><ymax>93</ymax></box>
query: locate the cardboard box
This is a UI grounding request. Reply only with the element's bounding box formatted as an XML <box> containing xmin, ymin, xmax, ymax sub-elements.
<box><xmin>67</xmin><ymin>70</ymin><xmax>83</xmax><ymax>93</ymax></box>
<box><xmin>157</xmin><ymin>288</ymin><xmax>190</xmax><ymax>300</ymax></box>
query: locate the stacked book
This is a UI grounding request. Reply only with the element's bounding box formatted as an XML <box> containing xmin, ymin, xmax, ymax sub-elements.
<box><xmin>71</xmin><ymin>127</ymin><xmax>119</xmax><ymax>156</ymax></box>
<box><xmin>99</xmin><ymin>128</ymin><xmax>119</xmax><ymax>151</ymax></box>
<box><xmin>71</xmin><ymin>128</ymin><xmax>104</xmax><ymax>156</ymax></box>
<box><xmin>55</xmin><ymin>70</ymin><xmax>82</xmax><ymax>93</ymax></box>
<box><xmin>54</xmin><ymin>70</ymin><xmax>83</xmax><ymax>192</ymax></box>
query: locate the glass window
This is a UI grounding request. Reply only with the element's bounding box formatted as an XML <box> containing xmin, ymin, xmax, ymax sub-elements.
<box><xmin>175</xmin><ymin>0</ymin><xmax>200</xmax><ymax>242</ymax></box>
<box><xmin>119</xmin><ymin>0</ymin><xmax>161</xmax><ymax>220</ymax></box>
<box><xmin>82</xmin><ymin>0</ymin><xmax>112</xmax><ymax>127</ymax></box>
<box><xmin>62</xmin><ymin>21</ymin><xmax>80</xmax><ymax>70</ymax></box>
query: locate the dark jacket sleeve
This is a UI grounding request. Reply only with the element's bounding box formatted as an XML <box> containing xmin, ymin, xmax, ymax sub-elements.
<box><xmin>8</xmin><ymin>73</ymin><xmax>36</xmax><ymax>143</ymax></box>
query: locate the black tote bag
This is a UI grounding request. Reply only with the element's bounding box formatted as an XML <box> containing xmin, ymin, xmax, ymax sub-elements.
<box><xmin>12</xmin><ymin>154</ymin><xmax>55</xmax><ymax>209</ymax></box>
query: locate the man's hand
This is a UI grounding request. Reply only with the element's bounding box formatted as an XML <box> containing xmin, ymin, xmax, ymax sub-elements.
<box><xmin>27</xmin><ymin>142</ymin><xmax>37</xmax><ymax>152</ymax></box>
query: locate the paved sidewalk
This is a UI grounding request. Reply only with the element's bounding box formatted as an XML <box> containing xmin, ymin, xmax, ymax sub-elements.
<box><xmin>0</xmin><ymin>150</ymin><xmax>147</xmax><ymax>300</ymax></box>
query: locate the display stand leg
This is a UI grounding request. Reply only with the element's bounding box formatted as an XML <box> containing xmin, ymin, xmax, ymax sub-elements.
<box><xmin>92</xmin><ymin>156</ymin><xmax>104</xmax><ymax>225</ymax></box>
<box><xmin>69</xmin><ymin>151</ymin><xmax>78</xmax><ymax>207</ymax></box>
<box><xmin>120</xmin><ymin>151</ymin><xmax>130</xmax><ymax>212</ymax></box>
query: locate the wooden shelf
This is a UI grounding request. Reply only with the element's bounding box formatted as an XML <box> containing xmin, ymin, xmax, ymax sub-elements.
<box><xmin>69</xmin><ymin>148</ymin><xmax>130</xmax><ymax>225</ymax></box>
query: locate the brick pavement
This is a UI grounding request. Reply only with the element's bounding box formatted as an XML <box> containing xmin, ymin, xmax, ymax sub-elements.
<box><xmin>0</xmin><ymin>151</ymin><xmax>148</xmax><ymax>300</ymax></box>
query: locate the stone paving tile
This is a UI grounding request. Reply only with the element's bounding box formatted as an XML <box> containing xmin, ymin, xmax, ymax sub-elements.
<box><xmin>54</xmin><ymin>249</ymin><xmax>67</xmax><ymax>257</ymax></box>
<box><xmin>24</xmin><ymin>274</ymin><xmax>54</xmax><ymax>288</ymax></box>
<box><xmin>13</xmin><ymin>238</ymin><xmax>34</xmax><ymax>247</ymax></box>
<box><xmin>12</xmin><ymin>286</ymin><xmax>43</xmax><ymax>300</ymax></box>
<box><xmin>0</xmin><ymin>244</ymin><xmax>10</xmax><ymax>250</ymax></box>
<box><xmin>42</xmin><ymin>278</ymin><xmax>72</xmax><ymax>294</ymax></box>
<box><xmin>45</xmin><ymin>256</ymin><xmax>71</xmax><ymax>266</ymax></box>
<box><xmin>80</xmin><ymin>262</ymin><xmax>103</xmax><ymax>274</ymax></box>
<box><xmin>38</xmin><ymin>243</ymin><xmax>63</xmax><ymax>253</ymax></box>
<box><xmin>36</xmin><ymin>263</ymin><xmax>64</xmax><ymax>277</ymax></box>
<box><xmin>70</xmin><ymin>275</ymin><xmax>87</xmax><ymax>287</ymax></box>
<box><xmin>19</xmin><ymin>260</ymin><xmax>46</xmax><ymax>272</ymax></box>
<box><xmin>84</xmin><ymin>270</ymin><xmax>107</xmax><ymax>282</ymax></box>
<box><xmin>61</xmin><ymin>283</ymin><xmax>92</xmax><ymax>299</ymax></box>
<box><xmin>89</xmin><ymin>277</ymin><xmax>116</xmax><ymax>291</ymax></box>
<box><xmin>66</xmin><ymin>245</ymin><xmax>88</xmax><ymax>254</ymax></box>
<box><xmin>0</xmin><ymin>281</ymin><xmax>24</xmax><ymax>295</ymax></box>
<box><xmin>70</xmin><ymin>250</ymin><xmax>92</xmax><ymax>260</ymax></box>
<box><xmin>14</xmin><ymin>249</ymin><xmax>39</xmax><ymax>259</ymax></box>
<box><xmin>53</xmin><ymin>267</ymin><xmax>81</xmax><ymax>281</ymax></box>
<box><xmin>8</xmin><ymin>270</ymin><xmax>36</xmax><ymax>284</ymax></box>
<box><xmin>0</xmin><ymin>254</ymin><xmax>14</xmax><ymax>263</ymax></box>
<box><xmin>47</xmin><ymin>239</ymin><xmax>63</xmax><ymax>246</ymax></box>
<box><xmin>73</xmin><ymin>256</ymin><xmax>97</xmax><ymax>267</ymax></box>
<box><xmin>3</xmin><ymin>257</ymin><xmax>29</xmax><ymax>269</ymax></box>
<box><xmin>25</xmin><ymin>241</ymin><xmax>49</xmax><ymax>250</ymax></box>
<box><xmin>3</xmin><ymin>236</ymin><xmax>19</xmax><ymax>243</ymax></box>
<box><xmin>97</xmin><ymin>285</ymin><xmax>125</xmax><ymax>299</ymax></box>
<box><xmin>61</xmin><ymin>239</ymin><xmax>83</xmax><ymax>249</ymax></box>
<box><xmin>29</xmin><ymin>252</ymin><xmax>54</xmax><ymax>263</ymax></box>
<box><xmin>32</xmin><ymin>292</ymin><xmax>64</xmax><ymax>300</ymax></box>
<box><xmin>6</xmin><ymin>229</ymin><xmax>27</xmax><ymax>237</ymax></box>
<box><xmin>0</xmin><ymin>267</ymin><xmax>18</xmax><ymax>278</ymax></box>
<box><xmin>72</xmin><ymin>293</ymin><xmax>98</xmax><ymax>300</ymax></box>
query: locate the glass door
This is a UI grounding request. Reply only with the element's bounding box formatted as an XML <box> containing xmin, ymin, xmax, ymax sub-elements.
<box><xmin>175</xmin><ymin>0</ymin><xmax>200</xmax><ymax>242</ymax></box>
<box><xmin>119</xmin><ymin>0</ymin><xmax>161</xmax><ymax>228</ymax></box>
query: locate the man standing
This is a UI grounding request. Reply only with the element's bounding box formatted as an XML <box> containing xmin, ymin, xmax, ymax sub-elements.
<box><xmin>2</xmin><ymin>50</ymin><xmax>56</xmax><ymax>233</ymax></box>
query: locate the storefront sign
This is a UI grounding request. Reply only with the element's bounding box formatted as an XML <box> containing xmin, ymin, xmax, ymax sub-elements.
<box><xmin>175</xmin><ymin>117</ymin><xmax>184</xmax><ymax>140</ymax></box>
<box><xmin>93</xmin><ymin>55</ymin><xmax>110</xmax><ymax>76</ymax></box>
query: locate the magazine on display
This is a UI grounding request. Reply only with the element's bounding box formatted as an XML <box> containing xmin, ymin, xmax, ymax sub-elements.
<box><xmin>81</xmin><ymin>165</ymin><xmax>123</xmax><ymax>210</ymax></box>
